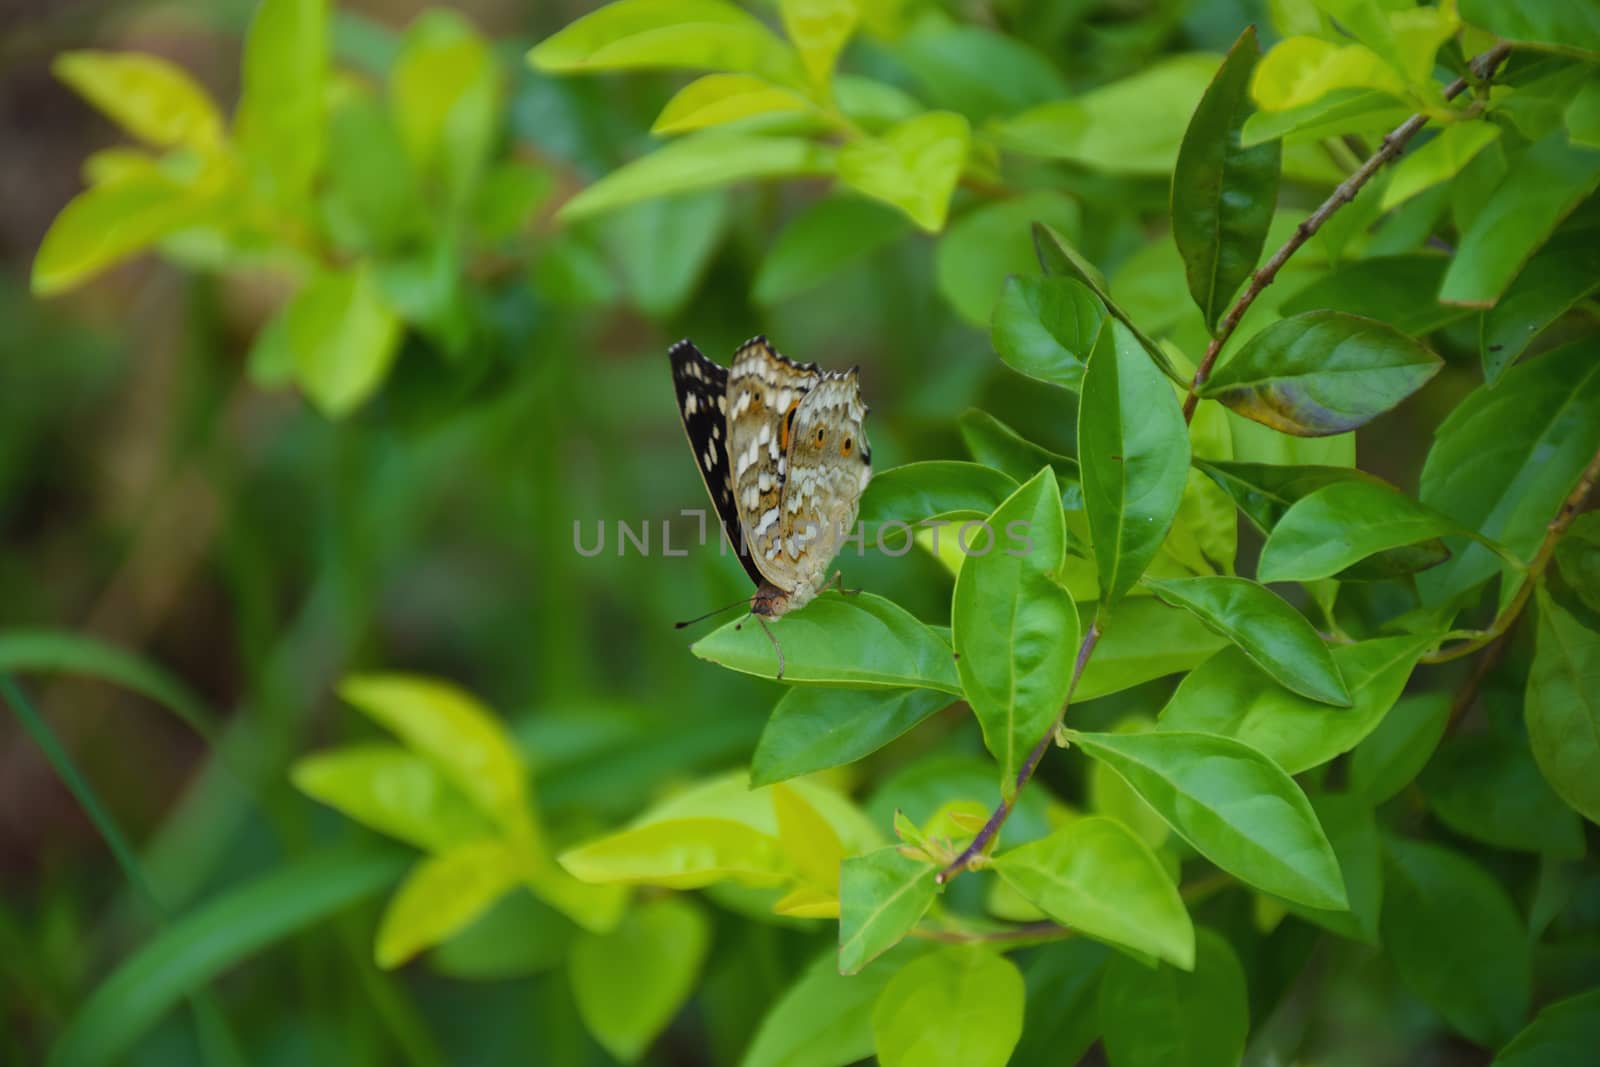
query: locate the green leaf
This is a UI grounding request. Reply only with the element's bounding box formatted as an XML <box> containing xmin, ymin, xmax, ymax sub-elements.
<box><xmin>935</xmin><ymin>191</ymin><xmax>1082</xmax><ymax>326</ymax></box>
<box><xmin>652</xmin><ymin>73</ymin><xmax>813</xmax><ymax>135</ymax></box>
<box><xmin>1034</xmin><ymin>223</ymin><xmax>1179</xmax><ymax>382</ymax></box>
<box><xmin>1348</xmin><ymin>693</ymin><xmax>1450</xmax><ymax>805</ymax></box>
<box><xmin>286</xmin><ymin>264</ymin><xmax>404</xmax><ymax>417</ymax></box>
<box><xmin>1198</xmin><ymin>310</ymin><xmax>1442</xmax><ymax>436</ymax></box>
<box><xmin>751</xmin><ymin>687</ymin><xmax>954</xmax><ymax>787</ymax></box>
<box><xmin>236</xmin><ymin>0</ymin><xmax>328</xmax><ymax>202</ymax></box>
<box><xmin>780</xmin><ymin>0</ymin><xmax>857</xmax><ymax>89</ymax></box>
<box><xmin>994</xmin><ymin>54</ymin><xmax>1225</xmax><ymax>176</ymax></box>
<box><xmin>374</xmin><ymin>840</ymin><xmax>520</xmax><ymax>968</ymax></box>
<box><xmin>1278</xmin><ymin>254</ymin><xmax>1471</xmax><ymax>337</ymax></box>
<box><xmin>989</xmin><ymin>275</ymin><xmax>1105</xmax><ymax>392</ymax></box>
<box><xmin>291</xmin><ymin>744</ymin><xmax>496</xmax><ymax>852</ymax></box>
<box><xmin>1013</xmin><ymin>942</ymin><xmax>1110</xmax><ymax>1067</ymax></box>
<box><xmin>1258</xmin><ymin>480</ymin><xmax>1458</xmax><ymax>583</ymax></box>
<box><xmin>1381</xmin><ymin>121</ymin><xmax>1502</xmax><ymax>211</ymax></box>
<box><xmin>1527</xmin><ymin>588</ymin><xmax>1600</xmax><ymax>826</ymax></box>
<box><xmin>953</xmin><ymin>468</ymin><xmax>1079</xmax><ymax>793</ymax></box>
<box><xmin>48</xmin><ymin>846</ymin><xmax>405</xmax><ymax>1067</ymax></box>
<box><xmin>1241</xmin><ymin>87</ymin><xmax>1409</xmax><ymax>147</ymax></box>
<box><xmin>693</xmin><ymin>593</ymin><xmax>962</xmax><ymax>691</ymax></box>
<box><xmin>529</xmin><ymin>0</ymin><xmax>800</xmax><ymax>79</ymax></box>
<box><xmin>1382</xmin><ymin>836</ymin><xmax>1531</xmax><ymax>1046</ymax></box>
<box><xmin>53</xmin><ymin>51</ymin><xmax>222</xmax><ymax>150</ymax></box>
<box><xmin>1459</xmin><ymin>0</ymin><xmax>1600</xmax><ymax>59</ymax></box>
<box><xmin>32</xmin><ymin>171</ymin><xmax>214</xmax><ymax>296</ymax></box>
<box><xmin>1420</xmin><ymin>728</ymin><xmax>1586</xmax><ymax>857</ymax></box>
<box><xmin>741</xmin><ymin>944</ymin><xmax>928</xmax><ymax>1067</ymax></box>
<box><xmin>1068</xmin><ymin>728</ymin><xmax>1346</xmax><ymax>909</ymax></box>
<box><xmin>890</xmin><ymin>24</ymin><xmax>1067</xmax><ymax>123</ymax></box>
<box><xmin>0</xmin><ymin>629</ymin><xmax>216</xmax><ymax>737</ymax></box>
<box><xmin>1277</xmin><ymin>793</ymin><xmax>1381</xmax><ymax>943</ymax></box>
<box><xmin>957</xmin><ymin>410</ymin><xmax>1079</xmax><ymax>486</ymax></box>
<box><xmin>1568</xmin><ymin>76</ymin><xmax>1600</xmax><ymax>147</ymax></box>
<box><xmin>320</xmin><ymin>88</ymin><xmax>426</xmax><ymax>255</ymax></box>
<box><xmin>837</xmin><ymin>111</ymin><xmax>970</xmax><ymax>232</ymax></box>
<box><xmin>1159</xmin><ymin>635</ymin><xmax>1430</xmax><ymax>774</ymax></box>
<box><xmin>1079</xmin><ymin>322</ymin><xmax>1191</xmax><ymax>605</ymax></box>
<box><xmin>600</xmin><ymin>190</ymin><xmax>729</xmax><ymax>317</ymax></box>
<box><xmin>1194</xmin><ymin>458</ymin><xmax>1369</xmax><ymax>534</ymax></box>
<box><xmin>1494</xmin><ymin>988</ymin><xmax>1600</xmax><ymax>1067</ymax></box>
<box><xmin>992</xmin><ymin>816</ymin><xmax>1193</xmax><ymax>968</ymax></box>
<box><xmin>1480</xmin><ymin>229</ymin><xmax>1600</xmax><ymax>385</ymax></box>
<box><xmin>1098</xmin><ymin>928</ymin><xmax>1248</xmax><ymax>1067</ymax></box>
<box><xmin>1419</xmin><ymin>341</ymin><xmax>1600</xmax><ymax>606</ymax></box>
<box><xmin>472</xmin><ymin>161</ymin><xmax>552</xmax><ymax>241</ymax></box>
<box><xmin>388</xmin><ymin>11</ymin><xmax>503</xmax><ymax>209</ymax></box>
<box><xmin>1439</xmin><ymin>135</ymin><xmax>1600</xmax><ymax>307</ymax></box>
<box><xmin>1147</xmin><ymin>576</ymin><xmax>1349</xmax><ymax>705</ymax></box>
<box><xmin>337</xmin><ymin>674</ymin><xmax>531</xmax><ymax>833</ymax></box>
<box><xmin>559</xmin><ymin>133</ymin><xmax>835</xmax><ymax>222</ymax></box>
<box><xmin>569</xmin><ymin>897</ymin><xmax>711</xmax><ymax>1063</ymax></box>
<box><xmin>1173</xmin><ymin>27</ymin><xmax>1282</xmax><ymax>332</ymax></box>
<box><xmin>837</xmin><ymin>846</ymin><xmax>938</xmax><ymax>974</ymax></box>
<box><xmin>859</xmin><ymin>461</ymin><xmax>1020</xmax><ymax>547</ymax></box>
<box><xmin>1075</xmin><ymin>598</ymin><xmax>1231</xmax><ymax>701</ymax></box>
<box><xmin>871</xmin><ymin>946</ymin><xmax>1024</xmax><ymax>1067</ymax></box>
<box><xmin>754</xmin><ymin>196</ymin><xmax>909</xmax><ymax>304</ymax></box>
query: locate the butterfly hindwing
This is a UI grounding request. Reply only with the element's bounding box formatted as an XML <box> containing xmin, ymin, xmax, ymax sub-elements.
<box><xmin>726</xmin><ymin>336</ymin><xmax>822</xmax><ymax>578</ymax></box>
<box><xmin>668</xmin><ymin>339</ymin><xmax>765</xmax><ymax>588</ymax></box>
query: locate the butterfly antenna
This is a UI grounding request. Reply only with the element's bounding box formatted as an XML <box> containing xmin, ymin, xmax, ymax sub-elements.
<box><xmin>674</xmin><ymin>596</ymin><xmax>752</xmax><ymax>629</ymax></box>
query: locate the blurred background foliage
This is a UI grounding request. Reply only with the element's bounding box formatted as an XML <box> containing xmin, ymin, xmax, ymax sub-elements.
<box><xmin>3</xmin><ymin>0</ymin><xmax>1599</xmax><ymax>1065</ymax></box>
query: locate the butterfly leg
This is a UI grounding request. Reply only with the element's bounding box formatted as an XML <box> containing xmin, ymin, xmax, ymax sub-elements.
<box><xmin>827</xmin><ymin>570</ymin><xmax>862</xmax><ymax>597</ymax></box>
<box><xmin>755</xmin><ymin>614</ymin><xmax>786</xmax><ymax>679</ymax></box>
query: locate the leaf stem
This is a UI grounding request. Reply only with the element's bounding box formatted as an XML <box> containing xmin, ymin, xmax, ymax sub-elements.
<box><xmin>1179</xmin><ymin>42</ymin><xmax>1513</xmax><ymax>422</ymax></box>
<box><xmin>936</xmin><ymin>623</ymin><xmax>1101</xmax><ymax>885</ymax></box>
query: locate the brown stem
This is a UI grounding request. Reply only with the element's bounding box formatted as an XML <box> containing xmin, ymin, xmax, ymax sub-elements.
<box><xmin>1180</xmin><ymin>42</ymin><xmax>1513</xmax><ymax>422</ymax></box>
<box><xmin>936</xmin><ymin>624</ymin><xmax>1101</xmax><ymax>885</ymax></box>
<box><xmin>1425</xmin><ymin>440</ymin><xmax>1600</xmax><ymax>697</ymax></box>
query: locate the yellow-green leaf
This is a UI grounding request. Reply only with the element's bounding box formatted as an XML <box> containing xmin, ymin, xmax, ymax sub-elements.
<box><xmin>374</xmin><ymin>840</ymin><xmax>520</xmax><ymax>968</ymax></box>
<box><xmin>1382</xmin><ymin>122</ymin><xmax>1502</xmax><ymax>211</ymax></box>
<box><xmin>236</xmin><ymin>0</ymin><xmax>328</xmax><ymax>202</ymax></box>
<box><xmin>53</xmin><ymin>50</ymin><xmax>222</xmax><ymax>150</ymax></box>
<box><xmin>781</xmin><ymin>0</ymin><xmax>859</xmax><ymax>89</ymax></box>
<box><xmin>337</xmin><ymin>674</ymin><xmax>530</xmax><ymax>833</ymax></box>
<box><xmin>837</xmin><ymin>111</ymin><xmax>969</xmax><ymax>232</ymax></box>
<box><xmin>1250</xmin><ymin>36</ymin><xmax>1410</xmax><ymax>113</ymax></box>
<box><xmin>569</xmin><ymin>897</ymin><xmax>711</xmax><ymax>1063</ymax></box>
<box><xmin>32</xmin><ymin>171</ymin><xmax>213</xmax><ymax>296</ymax></box>
<box><xmin>529</xmin><ymin>0</ymin><xmax>801</xmax><ymax>81</ymax></box>
<box><xmin>652</xmin><ymin>73</ymin><xmax>813</xmax><ymax>134</ymax></box>
<box><xmin>290</xmin><ymin>744</ymin><xmax>496</xmax><ymax>852</ymax></box>
<box><xmin>772</xmin><ymin>782</ymin><xmax>846</xmax><ymax>891</ymax></box>
<box><xmin>286</xmin><ymin>265</ymin><xmax>404</xmax><ymax>417</ymax></box>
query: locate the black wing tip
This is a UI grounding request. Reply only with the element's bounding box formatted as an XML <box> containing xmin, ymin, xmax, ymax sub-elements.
<box><xmin>669</xmin><ymin>338</ymin><xmax>701</xmax><ymax>359</ymax></box>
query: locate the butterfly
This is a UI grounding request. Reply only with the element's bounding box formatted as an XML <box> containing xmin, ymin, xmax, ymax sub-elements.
<box><xmin>669</xmin><ymin>335</ymin><xmax>873</xmax><ymax>676</ymax></box>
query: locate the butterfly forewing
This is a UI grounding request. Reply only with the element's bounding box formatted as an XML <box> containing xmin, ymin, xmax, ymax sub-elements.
<box><xmin>668</xmin><ymin>340</ymin><xmax>764</xmax><ymax>587</ymax></box>
<box><xmin>726</xmin><ymin>337</ymin><xmax>821</xmax><ymax>577</ymax></box>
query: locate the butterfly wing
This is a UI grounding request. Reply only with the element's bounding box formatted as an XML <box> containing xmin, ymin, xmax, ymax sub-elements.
<box><xmin>668</xmin><ymin>339</ymin><xmax>765</xmax><ymax>588</ymax></box>
<box><xmin>726</xmin><ymin>336</ymin><xmax>822</xmax><ymax>589</ymax></box>
<box><xmin>764</xmin><ymin>368</ymin><xmax>872</xmax><ymax>605</ymax></box>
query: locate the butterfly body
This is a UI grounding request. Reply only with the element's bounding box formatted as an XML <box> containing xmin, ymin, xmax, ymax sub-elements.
<box><xmin>670</xmin><ymin>336</ymin><xmax>872</xmax><ymax>623</ymax></box>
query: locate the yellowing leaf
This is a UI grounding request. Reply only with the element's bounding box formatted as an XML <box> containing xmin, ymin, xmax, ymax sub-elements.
<box><xmin>1251</xmin><ymin>36</ymin><xmax>1410</xmax><ymax>113</ymax></box>
<box><xmin>32</xmin><ymin>171</ymin><xmax>216</xmax><ymax>296</ymax></box>
<box><xmin>337</xmin><ymin>674</ymin><xmax>530</xmax><ymax>834</ymax></box>
<box><xmin>374</xmin><ymin>840</ymin><xmax>520</xmax><ymax>968</ymax></box>
<box><xmin>838</xmin><ymin>111</ymin><xmax>969</xmax><ymax>231</ymax></box>
<box><xmin>781</xmin><ymin>0</ymin><xmax>859</xmax><ymax>89</ymax></box>
<box><xmin>772</xmin><ymin>782</ymin><xmax>846</xmax><ymax>891</ymax></box>
<box><xmin>291</xmin><ymin>744</ymin><xmax>496</xmax><ymax>852</ymax></box>
<box><xmin>560</xmin><ymin>817</ymin><xmax>789</xmax><ymax>888</ymax></box>
<box><xmin>774</xmin><ymin>885</ymin><xmax>840</xmax><ymax>918</ymax></box>
<box><xmin>652</xmin><ymin>73</ymin><xmax>813</xmax><ymax>134</ymax></box>
<box><xmin>530</xmin><ymin>0</ymin><xmax>801</xmax><ymax>82</ymax></box>
<box><xmin>53</xmin><ymin>51</ymin><xmax>223</xmax><ymax>150</ymax></box>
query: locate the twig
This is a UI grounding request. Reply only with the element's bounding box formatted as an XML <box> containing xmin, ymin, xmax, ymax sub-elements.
<box><xmin>1180</xmin><ymin>42</ymin><xmax>1513</xmax><ymax>422</ymax></box>
<box><xmin>933</xmin><ymin>42</ymin><xmax>1517</xmax><ymax>888</ymax></box>
<box><xmin>1424</xmin><ymin>441</ymin><xmax>1600</xmax><ymax>676</ymax></box>
<box><xmin>936</xmin><ymin>624</ymin><xmax>1100</xmax><ymax>885</ymax></box>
